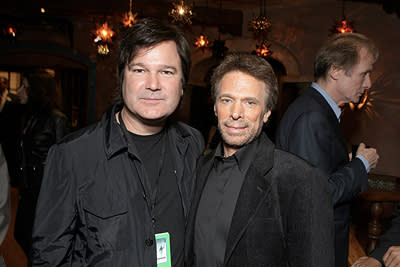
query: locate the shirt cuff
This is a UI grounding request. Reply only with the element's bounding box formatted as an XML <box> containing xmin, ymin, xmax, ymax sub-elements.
<box><xmin>356</xmin><ymin>155</ymin><xmax>370</xmax><ymax>173</ymax></box>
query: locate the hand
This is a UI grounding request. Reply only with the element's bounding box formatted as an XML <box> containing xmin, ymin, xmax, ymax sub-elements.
<box><xmin>383</xmin><ymin>246</ymin><xmax>400</xmax><ymax>267</ymax></box>
<box><xmin>351</xmin><ymin>256</ymin><xmax>382</xmax><ymax>267</ymax></box>
<box><xmin>356</xmin><ymin>142</ymin><xmax>379</xmax><ymax>169</ymax></box>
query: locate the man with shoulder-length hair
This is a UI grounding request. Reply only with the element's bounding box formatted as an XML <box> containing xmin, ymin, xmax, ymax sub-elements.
<box><xmin>185</xmin><ymin>53</ymin><xmax>334</xmax><ymax>267</ymax></box>
<box><xmin>276</xmin><ymin>33</ymin><xmax>380</xmax><ymax>267</ymax></box>
<box><xmin>32</xmin><ymin>18</ymin><xmax>204</xmax><ymax>266</ymax></box>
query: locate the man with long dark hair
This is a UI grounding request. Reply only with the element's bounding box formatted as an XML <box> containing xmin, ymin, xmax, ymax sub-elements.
<box><xmin>13</xmin><ymin>70</ymin><xmax>69</xmax><ymax>257</ymax></box>
<box><xmin>31</xmin><ymin>18</ymin><xmax>204</xmax><ymax>266</ymax></box>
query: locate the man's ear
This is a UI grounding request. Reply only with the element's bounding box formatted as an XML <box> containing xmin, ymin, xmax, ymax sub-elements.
<box><xmin>329</xmin><ymin>65</ymin><xmax>343</xmax><ymax>81</ymax></box>
<box><xmin>214</xmin><ymin>104</ymin><xmax>217</xmax><ymax>117</ymax></box>
<box><xmin>263</xmin><ymin>109</ymin><xmax>271</xmax><ymax>123</ymax></box>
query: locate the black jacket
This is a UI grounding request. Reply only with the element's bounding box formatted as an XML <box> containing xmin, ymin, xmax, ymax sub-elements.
<box><xmin>31</xmin><ymin>104</ymin><xmax>204</xmax><ymax>266</ymax></box>
<box><xmin>0</xmin><ymin>95</ymin><xmax>25</xmax><ymax>182</ymax></box>
<box><xmin>185</xmin><ymin>133</ymin><xmax>334</xmax><ymax>267</ymax></box>
<box><xmin>14</xmin><ymin>108</ymin><xmax>69</xmax><ymax>255</ymax></box>
<box><xmin>19</xmin><ymin>109</ymin><xmax>70</xmax><ymax>192</ymax></box>
<box><xmin>276</xmin><ymin>87</ymin><xmax>368</xmax><ymax>267</ymax></box>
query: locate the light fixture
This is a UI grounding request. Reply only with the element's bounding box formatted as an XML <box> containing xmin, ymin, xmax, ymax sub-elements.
<box><xmin>209</xmin><ymin>0</ymin><xmax>228</xmax><ymax>59</ymax></box>
<box><xmin>249</xmin><ymin>16</ymin><xmax>271</xmax><ymax>36</ymax></box>
<box><xmin>4</xmin><ymin>26</ymin><xmax>17</xmax><ymax>37</ymax></box>
<box><xmin>169</xmin><ymin>0</ymin><xmax>194</xmax><ymax>24</ymax></box>
<box><xmin>97</xmin><ymin>44</ymin><xmax>110</xmax><ymax>55</ymax></box>
<box><xmin>94</xmin><ymin>22</ymin><xmax>114</xmax><ymax>43</ymax></box>
<box><xmin>249</xmin><ymin>0</ymin><xmax>271</xmax><ymax>40</ymax></box>
<box><xmin>255</xmin><ymin>41</ymin><xmax>273</xmax><ymax>58</ymax></box>
<box><xmin>93</xmin><ymin>22</ymin><xmax>115</xmax><ymax>55</ymax></box>
<box><xmin>194</xmin><ymin>0</ymin><xmax>210</xmax><ymax>52</ymax></box>
<box><xmin>194</xmin><ymin>34</ymin><xmax>210</xmax><ymax>50</ymax></box>
<box><xmin>122</xmin><ymin>0</ymin><xmax>138</xmax><ymax>28</ymax></box>
<box><xmin>331</xmin><ymin>19</ymin><xmax>355</xmax><ymax>34</ymax></box>
<box><xmin>249</xmin><ymin>0</ymin><xmax>273</xmax><ymax>58</ymax></box>
<box><xmin>330</xmin><ymin>0</ymin><xmax>355</xmax><ymax>35</ymax></box>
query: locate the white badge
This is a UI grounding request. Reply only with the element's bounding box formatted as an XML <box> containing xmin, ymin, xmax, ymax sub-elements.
<box><xmin>155</xmin><ymin>232</ymin><xmax>171</xmax><ymax>267</ymax></box>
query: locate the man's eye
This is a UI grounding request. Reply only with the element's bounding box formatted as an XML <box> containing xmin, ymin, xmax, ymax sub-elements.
<box><xmin>162</xmin><ymin>70</ymin><xmax>174</xmax><ymax>75</ymax></box>
<box><xmin>132</xmin><ymin>69</ymin><xmax>145</xmax><ymax>73</ymax></box>
<box><xmin>221</xmin><ymin>98</ymin><xmax>231</xmax><ymax>103</ymax></box>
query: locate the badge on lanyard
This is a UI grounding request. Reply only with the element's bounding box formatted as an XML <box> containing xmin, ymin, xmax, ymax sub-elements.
<box><xmin>155</xmin><ymin>232</ymin><xmax>171</xmax><ymax>267</ymax></box>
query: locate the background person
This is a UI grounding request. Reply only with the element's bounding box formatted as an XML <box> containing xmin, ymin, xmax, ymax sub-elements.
<box><xmin>276</xmin><ymin>33</ymin><xmax>380</xmax><ymax>267</ymax></box>
<box><xmin>0</xmin><ymin>81</ymin><xmax>11</xmax><ymax>267</ymax></box>
<box><xmin>0</xmin><ymin>77</ymin><xmax>24</xmax><ymax>188</ymax></box>
<box><xmin>13</xmin><ymin>70</ymin><xmax>70</xmax><ymax>257</ymax></box>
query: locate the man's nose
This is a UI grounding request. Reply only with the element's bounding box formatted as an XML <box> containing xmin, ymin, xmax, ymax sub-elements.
<box><xmin>231</xmin><ymin>103</ymin><xmax>243</xmax><ymax>120</ymax></box>
<box><xmin>146</xmin><ymin>73</ymin><xmax>160</xmax><ymax>90</ymax></box>
<box><xmin>363</xmin><ymin>74</ymin><xmax>372</xmax><ymax>89</ymax></box>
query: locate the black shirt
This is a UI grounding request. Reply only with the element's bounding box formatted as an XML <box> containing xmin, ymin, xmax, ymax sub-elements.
<box><xmin>125</xmin><ymin>126</ymin><xmax>185</xmax><ymax>267</ymax></box>
<box><xmin>194</xmin><ymin>139</ymin><xmax>258</xmax><ymax>266</ymax></box>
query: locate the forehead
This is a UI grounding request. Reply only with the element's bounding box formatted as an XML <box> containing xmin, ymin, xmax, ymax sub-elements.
<box><xmin>353</xmin><ymin>48</ymin><xmax>375</xmax><ymax>71</ymax></box>
<box><xmin>130</xmin><ymin>41</ymin><xmax>181</xmax><ymax>65</ymax></box>
<box><xmin>218</xmin><ymin>71</ymin><xmax>266</xmax><ymax>97</ymax></box>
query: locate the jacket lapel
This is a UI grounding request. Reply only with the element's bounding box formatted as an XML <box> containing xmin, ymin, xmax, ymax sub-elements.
<box><xmin>223</xmin><ymin>134</ymin><xmax>275</xmax><ymax>264</ymax></box>
<box><xmin>185</xmin><ymin>151</ymin><xmax>215</xmax><ymax>264</ymax></box>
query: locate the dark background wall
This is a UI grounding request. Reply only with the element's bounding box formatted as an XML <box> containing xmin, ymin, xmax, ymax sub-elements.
<box><xmin>0</xmin><ymin>0</ymin><xmax>399</xmax><ymax>176</ymax></box>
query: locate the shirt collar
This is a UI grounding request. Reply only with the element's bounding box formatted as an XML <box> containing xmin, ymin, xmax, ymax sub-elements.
<box><xmin>311</xmin><ymin>82</ymin><xmax>341</xmax><ymax>120</ymax></box>
<box><xmin>214</xmin><ymin>135</ymin><xmax>260</xmax><ymax>173</ymax></box>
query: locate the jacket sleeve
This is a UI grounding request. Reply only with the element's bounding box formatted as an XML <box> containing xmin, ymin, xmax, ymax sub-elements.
<box><xmin>284</xmin><ymin>111</ymin><xmax>368</xmax><ymax>205</ymax></box>
<box><xmin>31</xmin><ymin>144</ymin><xmax>77</xmax><ymax>266</ymax></box>
<box><xmin>287</xmin><ymin>167</ymin><xmax>335</xmax><ymax>267</ymax></box>
<box><xmin>54</xmin><ymin>113</ymin><xmax>70</xmax><ymax>142</ymax></box>
<box><xmin>369</xmin><ymin>205</ymin><xmax>400</xmax><ymax>264</ymax></box>
<box><xmin>0</xmin><ymin>145</ymin><xmax>10</xmax><ymax>245</ymax></box>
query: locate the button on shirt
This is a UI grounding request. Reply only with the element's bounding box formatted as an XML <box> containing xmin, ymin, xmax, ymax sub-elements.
<box><xmin>194</xmin><ymin>138</ymin><xmax>258</xmax><ymax>267</ymax></box>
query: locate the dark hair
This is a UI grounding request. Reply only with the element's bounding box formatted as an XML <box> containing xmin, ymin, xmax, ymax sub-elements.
<box><xmin>23</xmin><ymin>70</ymin><xmax>57</xmax><ymax>113</ymax></box>
<box><xmin>211</xmin><ymin>53</ymin><xmax>278</xmax><ymax>111</ymax></box>
<box><xmin>314</xmin><ymin>33</ymin><xmax>379</xmax><ymax>80</ymax></box>
<box><xmin>116</xmin><ymin>17</ymin><xmax>191</xmax><ymax>103</ymax></box>
<box><xmin>0</xmin><ymin>77</ymin><xmax>8</xmax><ymax>95</ymax></box>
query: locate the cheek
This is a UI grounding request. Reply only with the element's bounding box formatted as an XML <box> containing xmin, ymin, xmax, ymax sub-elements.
<box><xmin>167</xmin><ymin>80</ymin><xmax>183</xmax><ymax>100</ymax></box>
<box><xmin>215</xmin><ymin>105</ymin><xmax>229</xmax><ymax>119</ymax></box>
<box><xmin>123</xmin><ymin>78</ymin><xmax>141</xmax><ymax>95</ymax></box>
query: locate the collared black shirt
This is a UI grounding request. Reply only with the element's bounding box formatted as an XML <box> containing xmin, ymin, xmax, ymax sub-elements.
<box><xmin>194</xmin><ymin>138</ymin><xmax>259</xmax><ymax>266</ymax></box>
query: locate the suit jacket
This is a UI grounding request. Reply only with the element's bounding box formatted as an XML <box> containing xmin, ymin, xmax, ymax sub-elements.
<box><xmin>276</xmin><ymin>86</ymin><xmax>368</xmax><ymax>267</ymax></box>
<box><xmin>185</xmin><ymin>133</ymin><xmax>334</xmax><ymax>267</ymax></box>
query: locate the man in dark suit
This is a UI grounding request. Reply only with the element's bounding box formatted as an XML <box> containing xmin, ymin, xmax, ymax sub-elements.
<box><xmin>185</xmin><ymin>53</ymin><xmax>334</xmax><ymax>267</ymax></box>
<box><xmin>276</xmin><ymin>33</ymin><xmax>380</xmax><ymax>267</ymax></box>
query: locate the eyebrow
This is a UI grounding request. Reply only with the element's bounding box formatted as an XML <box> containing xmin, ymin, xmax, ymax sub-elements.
<box><xmin>127</xmin><ymin>62</ymin><xmax>178</xmax><ymax>72</ymax></box>
<box><xmin>219</xmin><ymin>94</ymin><xmax>259</xmax><ymax>102</ymax></box>
<box><xmin>242</xmin><ymin>97</ymin><xmax>259</xmax><ymax>103</ymax></box>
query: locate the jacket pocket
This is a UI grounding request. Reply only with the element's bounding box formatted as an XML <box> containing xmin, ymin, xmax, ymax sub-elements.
<box><xmin>82</xmin><ymin>192</ymin><xmax>129</xmax><ymax>251</ymax></box>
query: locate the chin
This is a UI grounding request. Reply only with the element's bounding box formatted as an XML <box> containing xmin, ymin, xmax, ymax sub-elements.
<box><xmin>140</xmin><ymin>113</ymin><xmax>170</xmax><ymax>122</ymax></box>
